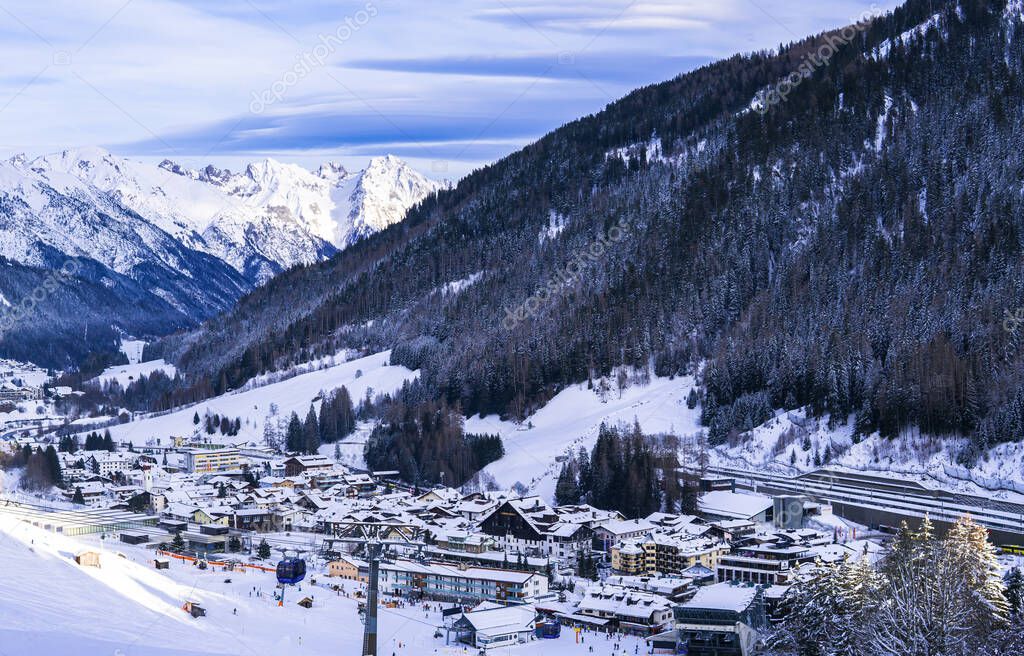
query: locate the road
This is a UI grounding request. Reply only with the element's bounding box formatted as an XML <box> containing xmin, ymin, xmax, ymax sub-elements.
<box><xmin>706</xmin><ymin>464</ymin><xmax>1024</xmax><ymax>543</ymax></box>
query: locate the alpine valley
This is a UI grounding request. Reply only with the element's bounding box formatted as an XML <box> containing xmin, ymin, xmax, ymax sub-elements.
<box><xmin>0</xmin><ymin>148</ymin><xmax>441</xmax><ymax>365</ymax></box>
<box><xmin>151</xmin><ymin>0</ymin><xmax>1024</xmax><ymax>479</ymax></box>
<box><xmin>5</xmin><ymin>2</ymin><xmax>1024</xmax><ymax>655</ymax></box>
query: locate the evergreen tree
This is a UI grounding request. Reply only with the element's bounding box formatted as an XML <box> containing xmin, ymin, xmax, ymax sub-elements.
<box><xmin>303</xmin><ymin>405</ymin><xmax>320</xmax><ymax>454</ymax></box>
<box><xmin>1005</xmin><ymin>568</ymin><xmax>1024</xmax><ymax>618</ymax></box>
<box><xmin>336</xmin><ymin>386</ymin><xmax>356</xmax><ymax>437</ymax></box>
<box><xmin>171</xmin><ymin>531</ymin><xmax>185</xmax><ymax>552</ymax></box>
<box><xmin>71</xmin><ymin>486</ymin><xmax>85</xmax><ymax>504</ymax></box>
<box><xmin>285</xmin><ymin>412</ymin><xmax>303</xmax><ymax>453</ymax></box>
<box><xmin>554</xmin><ymin>460</ymin><xmax>580</xmax><ymax>506</ymax></box>
<box><xmin>43</xmin><ymin>446</ymin><xmax>62</xmax><ymax>488</ymax></box>
<box><xmin>257</xmin><ymin>539</ymin><xmax>271</xmax><ymax>559</ymax></box>
<box><xmin>944</xmin><ymin>515</ymin><xmax>1010</xmax><ymax>633</ymax></box>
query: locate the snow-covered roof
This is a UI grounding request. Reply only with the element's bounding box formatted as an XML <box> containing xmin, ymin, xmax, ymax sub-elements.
<box><xmin>680</xmin><ymin>582</ymin><xmax>758</xmax><ymax>613</ymax></box>
<box><xmin>458</xmin><ymin>605</ymin><xmax>535</xmax><ymax>633</ymax></box>
<box><xmin>698</xmin><ymin>491</ymin><xmax>772</xmax><ymax>520</ymax></box>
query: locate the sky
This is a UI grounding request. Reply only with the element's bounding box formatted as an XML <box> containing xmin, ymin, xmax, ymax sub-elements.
<box><xmin>0</xmin><ymin>0</ymin><xmax>902</xmax><ymax>179</ymax></box>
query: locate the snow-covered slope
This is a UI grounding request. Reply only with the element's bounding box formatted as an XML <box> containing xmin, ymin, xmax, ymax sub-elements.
<box><xmin>468</xmin><ymin>372</ymin><xmax>703</xmax><ymax>500</ymax></box>
<box><xmin>91</xmin><ymin>358</ymin><xmax>177</xmax><ymax>388</ymax></box>
<box><xmin>0</xmin><ymin>514</ymin><xmax>636</xmax><ymax>656</ymax></box>
<box><xmin>93</xmin><ymin>350</ymin><xmax>416</xmax><ymax>448</ymax></box>
<box><xmin>708</xmin><ymin>407</ymin><xmax>1024</xmax><ymax>499</ymax></box>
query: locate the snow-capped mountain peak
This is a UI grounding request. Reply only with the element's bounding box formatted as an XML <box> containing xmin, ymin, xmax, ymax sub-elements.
<box><xmin>333</xmin><ymin>154</ymin><xmax>442</xmax><ymax>246</ymax></box>
<box><xmin>10</xmin><ymin>147</ymin><xmax>440</xmax><ymax>285</ymax></box>
<box><xmin>315</xmin><ymin>161</ymin><xmax>349</xmax><ymax>183</ymax></box>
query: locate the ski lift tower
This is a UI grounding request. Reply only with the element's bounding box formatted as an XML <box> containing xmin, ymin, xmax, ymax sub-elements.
<box><xmin>329</xmin><ymin>519</ymin><xmax>423</xmax><ymax>656</ymax></box>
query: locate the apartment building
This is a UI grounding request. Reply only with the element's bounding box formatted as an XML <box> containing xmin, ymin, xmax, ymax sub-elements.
<box><xmin>183</xmin><ymin>447</ymin><xmax>241</xmax><ymax>473</ymax></box>
<box><xmin>378</xmin><ymin>559</ymin><xmax>547</xmax><ymax>603</ymax></box>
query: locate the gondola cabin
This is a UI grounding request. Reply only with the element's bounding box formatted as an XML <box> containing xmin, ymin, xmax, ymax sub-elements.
<box><xmin>276</xmin><ymin>557</ymin><xmax>307</xmax><ymax>585</ymax></box>
<box><xmin>535</xmin><ymin>621</ymin><xmax>561</xmax><ymax>639</ymax></box>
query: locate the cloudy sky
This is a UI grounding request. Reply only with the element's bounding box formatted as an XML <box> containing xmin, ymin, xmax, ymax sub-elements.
<box><xmin>0</xmin><ymin>0</ymin><xmax>900</xmax><ymax>178</ymax></box>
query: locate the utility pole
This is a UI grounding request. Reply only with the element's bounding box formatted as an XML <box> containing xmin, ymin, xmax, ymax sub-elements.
<box><xmin>328</xmin><ymin>520</ymin><xmax>422</xmax><ymax>656</ymax></box>
<box><xmin>363</xmin><ymin>539</ymin><xmax>382</xmax><ymax>656</ymax></box>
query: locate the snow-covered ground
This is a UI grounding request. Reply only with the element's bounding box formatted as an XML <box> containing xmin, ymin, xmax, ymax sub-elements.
<box><xmin>464</xmin><ymin>371</ymin><xmax>1024</xmax><ymax>505</ymax></box>
<box><xmin>92</xmin><ymin>359</ymin><xmax>178</xmax><ymax>388</ymax></box>
<box><xmin>0</xmin><ymin>516</ymin><xmax>645</xmax><ymax>655</ymax></box>
<box><xmin>95</xmin><ymin>351</ymin><xmax>417</xmax><ymax>448</ymax></box>
<box><xmin>0</xmin><ymin>357</ymin><xmax>49</xmax><ymax>388</ymax></box>
<box><xmin>121</xmin><ymin>339</ymin><xmax>148</xmax><ymax>365</ymax></box>
<box><xmin>471</xmin><ymin>373</ymin><xmax>702</xmax><ymax>499</ymax></box>
<box><xmin>708</xmin><ymin>407</ymin><xmax>1024</xmax><ymax>502</ymax></box>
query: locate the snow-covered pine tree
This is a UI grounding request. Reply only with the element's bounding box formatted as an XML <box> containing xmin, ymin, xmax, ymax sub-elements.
<box><xmin>780</xmin><ymin>554</ymin><xmax>882</xmax><ymax>656</ymax></box>
<box><xmin>779</xmin><ymin>559</ymin><xmax>844</xmax><ymax>656</ymax></box>
<box><xmin>943</xmin><ymin>515</ymin><xmax>1010</xmax><ymax>635</ymax></box>
<box><xmin>833</xmin><ymin>555</ymin><xmax>883</xmax><ymax>655</ymax></box>
<box><xmin>1005</xmin><ymin>567</ymin><xmax>1024</xmax><ymax>617</ymax></box>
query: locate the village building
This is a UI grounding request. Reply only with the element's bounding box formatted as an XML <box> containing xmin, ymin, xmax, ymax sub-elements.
<box><xmin>85</xmin><ymin>452</ymin><xmax>136</xmax><ymax>476</ymax></box>
<box><xmin>283</xmin><ymin>455</ymin><xmax>334</xmax><ymax>477</ymax></box>
<box><xmin>182</xmin><ymin>447</ymin><xmax>241</xmax><ymax>473</ymax></box>
<box><xmin>378</xmin><ymin>559</ymin><xmax>547</xmax><ymax>603</ymax></box>
<box><xmin>611</xmin><ymin>534</ymin><xmax>729</xmax><ymax>576</ymax></box>
<box><xmin>478</xmin><ymin>497</ymin><xmax>595</xmax><ymax>563</ymax></box>
<box><xmin>698</xmin><ymin>491</ymin><xmax>774</xmax><ymax>524</ymax></box>
<box><xmin>574</xmin><ymin>584</ymin><xmax>675</xmax><ymax>635</ymax></box>
<box><xmin>451</xmin><ymin>604</ymin><xmax>537</xmax><ymax>649</ymax></box>
<box><xmin>673</xmin><ymin>582</ymin><xmax>767</xmax><ymax>656</ymax></box>
<box><xmin>715</xmin><ymin>543</ymin><xmax>817</xmax><ymax>585</ymax></box>
<box><xmin>327</xmin><ymin>555</ymin><xmax>368</xmax><ymax>582</ymax></box>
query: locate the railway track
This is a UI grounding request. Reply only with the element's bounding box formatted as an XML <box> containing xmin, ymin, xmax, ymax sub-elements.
<box><xmin>706</xmin><ymin>465</ymin><xmax>1024</xmax><ymax>540</ymax></box>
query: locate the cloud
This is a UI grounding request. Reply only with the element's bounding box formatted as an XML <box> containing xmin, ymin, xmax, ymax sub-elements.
<box><xmin>470</xmin><ymin>1</ymin><xmax>734</xmax><ymax>34</ymax></box>
<box><xmin>0</xmin><ymin>74</ymin><xmax>60</xmax><ymax>88</ymax></box>
<box><xmin>119</xmin><ymin>105</ymin><xmax>569</xmax><ymax>160</ymax></box>
<box><xmin>343</xmin><ymin>52</ymin><xmax>709</xmax><ymax>85</ymax></box>
<box><xmin>0</xmin><ymin>0</ymin><xmax>904</xmax><ymax>172</ymax></box>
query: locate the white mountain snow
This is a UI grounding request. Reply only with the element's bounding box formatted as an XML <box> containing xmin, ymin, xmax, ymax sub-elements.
<box><xmin>156</xmin><ymin>150</ymin><xmax>443</xmax><ymax>277</ymax></box>
<box><xmin>3</xmin><ymin>146</ymin><xmax>440</xmax><ymax>286</ymax></box>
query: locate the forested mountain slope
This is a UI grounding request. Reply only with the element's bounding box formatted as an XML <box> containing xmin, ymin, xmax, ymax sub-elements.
<box><xmin>166</xmin><ymin>0</ymin><xmax>1024</xmax><ymax>466</ymax></box>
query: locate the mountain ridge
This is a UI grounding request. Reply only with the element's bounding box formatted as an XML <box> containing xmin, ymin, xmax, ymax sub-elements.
<box><xmin>0</xmin><ymin>147</ymin><xmax>440</xmax><ymax>366</ymax></box>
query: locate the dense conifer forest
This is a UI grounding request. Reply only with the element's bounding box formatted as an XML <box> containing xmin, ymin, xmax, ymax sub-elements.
<box><xmin>156</xmin><ymin>0</ymin><xmax>1024</xmax><ymax>473</ymax></box>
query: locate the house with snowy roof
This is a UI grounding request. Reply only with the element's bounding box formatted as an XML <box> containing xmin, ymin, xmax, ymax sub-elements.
<box><xmin>478</xmin><ymin>496</ymin><xmax>595</xmax><ymax>563</ymax></box>
<box><xmin>611</xmin><ymin>533</ymin><xmax>729</xmax><ymax>576</ymax></box>
<box><xmin>450</xmin><ymin>604</ymin><xmax>537</xmax><ymax>649</ymax></box>
<box><xmin>574</xmin><ymin>583</ymin><xmax>674</xmax><ymax>634</ymax></box>
<box><xmin>283</xmin><ymin>455</ymin><xmax>333</xmax><ymax>476</ymax></box>
<box><xmin>378</xmin><ymin>558</ymin><xmax>547</xmax><ymax>603</ymax></box>
<box><xmin>593</xmin><ymin>517</ymin><xmax>658</xmax><ymax>553</ymax></box>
